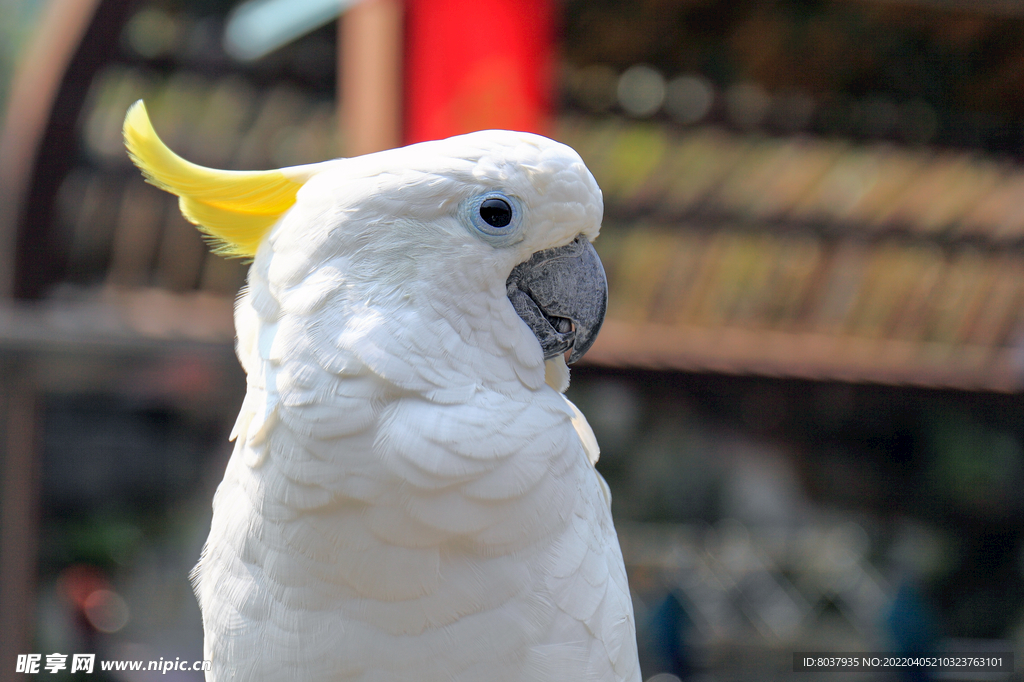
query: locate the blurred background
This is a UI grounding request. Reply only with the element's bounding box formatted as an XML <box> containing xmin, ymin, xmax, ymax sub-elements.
<box><xmin>3</xmin><ymin>0</ymin><xmax>1024</xmax><ymax>680</ymax></box>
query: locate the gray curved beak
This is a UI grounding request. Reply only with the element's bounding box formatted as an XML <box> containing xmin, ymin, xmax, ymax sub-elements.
<box><xmin>506</xmin><ymin>236</ymin><xmax>608</xmax><ymax>364</ymax></box>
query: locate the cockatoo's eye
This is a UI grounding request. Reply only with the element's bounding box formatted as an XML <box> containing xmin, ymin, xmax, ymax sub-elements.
<box><xmin>480</xmin><ymin>198</ymin><xmax>512</xmax><ymax>227</ymax></box>
<box><xmin>464</xmin><ymin>192</ymin><xmax>523</xmax><ymax>246</ymax></box>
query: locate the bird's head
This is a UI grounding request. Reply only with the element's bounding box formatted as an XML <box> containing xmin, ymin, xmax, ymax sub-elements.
<box><xmin>124</xmin><ymin>102</ymin><xmax>607</xmax><ymax>376</ymax></box>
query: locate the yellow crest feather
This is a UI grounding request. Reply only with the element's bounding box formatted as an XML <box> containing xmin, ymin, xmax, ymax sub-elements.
<box><xmin>123</xmin><ymin>100</ymin><xmax>306</xmax><ymax>257</ymax></box>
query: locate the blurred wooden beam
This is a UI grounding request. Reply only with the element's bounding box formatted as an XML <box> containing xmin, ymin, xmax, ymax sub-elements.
<box><xmin>853</xmin><ymin>0</ymin><xmax>1024</xmax><ymax>16</ymax></box>
<box><xmin>339</xmin><ymin>0</ymin><xmax>403</xmax><ymax>156</ymax></box>
<box><xmin>0</xmin><ymin>371</ymin><xmax>40</xmax><ymax>682</ymax></box>
<box><xmin>586</xmin><ymin>319</ymin><xmax>1024</xmax><ymax>393</ymax></box>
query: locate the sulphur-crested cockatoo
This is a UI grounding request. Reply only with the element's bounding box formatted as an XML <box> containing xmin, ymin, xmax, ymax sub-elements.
<box><xmin>124</xmin><ymin>100</ymin><xmax>640</xmax><ymax>682</ymax></box>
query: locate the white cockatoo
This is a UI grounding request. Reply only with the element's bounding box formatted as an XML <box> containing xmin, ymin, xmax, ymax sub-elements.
<box><xmin>124</xmin><ymin>101</ymin><xmax>640</xmax><ymax>682</ymax></box>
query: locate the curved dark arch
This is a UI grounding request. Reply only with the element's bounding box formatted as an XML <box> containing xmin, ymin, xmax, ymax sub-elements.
<box><xmin>0</xmin><ymin>0</ymin><xmax>139</xmax><ymax>300</ymax></box>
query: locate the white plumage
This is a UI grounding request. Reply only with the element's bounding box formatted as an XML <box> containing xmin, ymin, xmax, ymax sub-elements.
<box><xmin>125</xmin><ymin>106</ymin><xmax>640</xmax><ymax>681</ymax></box>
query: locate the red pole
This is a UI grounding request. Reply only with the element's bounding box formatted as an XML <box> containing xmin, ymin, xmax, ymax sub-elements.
<box><xmin>403</xmin><ymin>0</ymin><xmax>555</xmax><ymax>144</ymax></box>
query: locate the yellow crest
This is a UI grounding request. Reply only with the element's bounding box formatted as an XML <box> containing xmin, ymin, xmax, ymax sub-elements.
<box><xmin>123</xmin><ymin>100</ymin><xmax>317</xmax><ymax>257</ymax></box>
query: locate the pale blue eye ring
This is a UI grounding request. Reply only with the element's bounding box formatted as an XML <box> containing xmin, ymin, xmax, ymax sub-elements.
<box><xmin>463</xmin><ymin>192</ymin><xmax>524</xmax><ymax>246</ymax></box>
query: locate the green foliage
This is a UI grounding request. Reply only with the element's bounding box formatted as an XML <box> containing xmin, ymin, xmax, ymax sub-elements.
<box><xmin>924</xmin><ymin>409</ymin><xmax>1023</xmax><ymax>513</ymax></box>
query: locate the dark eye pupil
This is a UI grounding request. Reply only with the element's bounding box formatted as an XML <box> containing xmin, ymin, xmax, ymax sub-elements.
<box><xmin>480</xmin><ymin>198</ymin><xmax>512</xmax><ymax>228</ymax></box>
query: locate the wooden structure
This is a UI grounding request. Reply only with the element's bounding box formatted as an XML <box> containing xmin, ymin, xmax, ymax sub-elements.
<box><xmin>0</xmin><ymin>2</ymin><xmax>240</xmax><ymax>676</ymax></box>
<box><xmin>559</xmin><ymin>119</ymin><xmax>1024</xmax><ymax>391</ymax></box>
